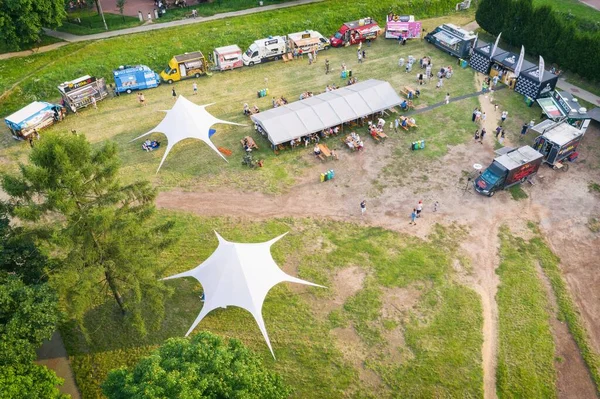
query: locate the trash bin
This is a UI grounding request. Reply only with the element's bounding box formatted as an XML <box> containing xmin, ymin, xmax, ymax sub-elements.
<box><xmin>460</xmin><ymin>59</ymin><xmax>468</xmax><ymax>69</ymax></box>
<box><xmin>524</xmin><ymin>96</ymin><xmax>534</xmax><ymax>107</ymax></box>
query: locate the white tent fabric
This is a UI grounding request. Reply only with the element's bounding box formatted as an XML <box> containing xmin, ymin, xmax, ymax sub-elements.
<box><xmin>162</xmin><ymin>232</ymin><xmax>324</xmax><ymax>358</ymax></box>
<box><xmin>131</xmin><ymin>96</ymin><xmax>244</xmax><ymax>173</ymax></box>
<box><xmin>251</xmin><ymin>79</ymin><xmax>403</xmax><ymax>145</ymax></box>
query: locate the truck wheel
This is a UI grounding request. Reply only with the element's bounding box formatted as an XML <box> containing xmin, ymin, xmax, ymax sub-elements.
<box><xmin>520</xmin><ymin>177</ymin><xmax>527</xmax><ymax>183</ymax></box>
<box><xmin>488</xmin><ymin>191</ymin><xmax>495</xmax><ymax>197</ymax></box>
<box><xmin>167</xmin><ymin>79</ymin><xmax>173</xmax><ymax>84</ymax></box>
<box><xmin>248</xmin><ymin>61</ymin><xmax>254</xmax><ymax>66</ymax></box>
<box><xmin>126</xmin><ymin>89</ymin><xmax>132</xmax><ymax>94</ymax></box>
<box><xmin>195</xmin><ymin>73</ymin><xmax>201</xmax><ymax>78</ymax></box>
<box><xmin>562</xmin><ymin>163</ymin><xmax>569</xmax><ymax>172</ymax></box>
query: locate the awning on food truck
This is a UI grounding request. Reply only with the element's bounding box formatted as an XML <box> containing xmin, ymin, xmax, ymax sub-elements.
<box><xmin>433</xmin><ymin>31</ymin><xmax>461</xmax><ymax>46</ymax></box>
<box><xmin>252</xmin><ymin>79</ymin><xmax>402</xmax><ymax>145</ymax></box>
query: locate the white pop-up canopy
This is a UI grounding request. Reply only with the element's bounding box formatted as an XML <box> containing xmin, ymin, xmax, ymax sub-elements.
<box><xmin>162</xmin><ymin>232</ymin><xmax>324</xmax><ymax>358</ymax></box>
<box><xmin>131</xmin><ymin>96</ymin><xmax>244</xmax><ymax>173</ymax></box>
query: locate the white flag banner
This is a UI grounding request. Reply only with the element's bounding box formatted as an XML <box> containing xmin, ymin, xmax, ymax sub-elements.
<box><xmin>538</xmin><ymin>56</ymin><xmax>545</xmax><ymax>83</ymax></box>
<box><xmin>474</xmin><ymin>33</ymin><xmax>479</xmax><ymax>49</ymax></box>
<box><xmin>514</xmin><ymin>45</ymin><xmax>525</xmax><ymax>76</ymax></box>
<box><xmin>491</xmin><ymin>32</ymin><xmax>502</xmax><ymax>59</ymax></box>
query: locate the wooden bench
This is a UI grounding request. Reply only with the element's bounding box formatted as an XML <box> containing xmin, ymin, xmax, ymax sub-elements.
<box><xmin>400</xmin><ymin>88</ymin><xmax>410</xmax><ymax>98</ymax></box>
<box><xmin>282</xmin><ymin>53</ymin><xmax>293</xmax><ymax>62</ymax></box>
<box><xmin>377</xmin><ymin>131</ymin><xmax>388</xmax><ymax>140</ymax></box>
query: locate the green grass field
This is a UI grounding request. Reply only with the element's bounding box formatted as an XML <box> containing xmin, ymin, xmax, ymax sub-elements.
<box><xmin>61</xmin><ymin>215</ymin><xmax>483</xmax><ymax>398</ymax></box>
<box><xmin>58</xmin><ymin>9</ymin><xmax>142</xmax><ymax>35</ymax></box>
<box><xmin>533</xmin><ymin>0</ymin><xmax>600</xmax><ymax>24</ymax></box>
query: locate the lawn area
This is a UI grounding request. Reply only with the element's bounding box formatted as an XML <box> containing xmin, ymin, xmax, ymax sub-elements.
<box><xmin>0</xmin><ymin>25</ymin><xmax>480</xmax><ymax>194</ymax></box>
<box><xmin>0</xmin><ymin>34</ymin><xmax>63</xmax><ymax>55</ymax></box>
<box><xmin>0</xmin><ymin>0</ymin><xmax>473</xmax><ymax>115</ymax></box>
<box><xmin>57</xmin><ymin>9</ymin><xmax>142</xmax><ymax>35</ymax></box>
<box><xmin>496</xmin><ymin>226</ymin><xmax>556</xmax><ymax>398</ymax></box>
<box><xmin>61</xmin><ymin>214</ymin><xmax>483</xmax><ymax>398</ymax></box>
<box><xmin>533</xmin><ymin>0</ymin><xmax>600</xmax><ymax>24</ymax></box>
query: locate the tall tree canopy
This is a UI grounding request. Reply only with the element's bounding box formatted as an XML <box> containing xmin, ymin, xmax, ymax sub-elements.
<box><xmin>102</xmin><ymin>332</ymin><xmax>291</xmax><ymax>399</ymax></box>
<box><xmin>0</xmin><ymin>0</ymin><xmax>66</xmax><ymax>51</ymax></box>
<box><xmin>0</xmin><ymin>274</ymin><xmax>66</xmax><ymax>398</ymax></box>
<box><xmin>2</xmin><ymin>132</ymin><xmax>174</xmax><ymax>335</ymax></box>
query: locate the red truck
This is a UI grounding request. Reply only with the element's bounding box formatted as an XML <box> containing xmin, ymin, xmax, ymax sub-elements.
<box><xmin>330</xmin><ymin>17</ymin><xmax>381</xmax><ymax>47</ymax></box>
<box><xmin>474</xmin><ymin>146</ymin><xmax>543</xmax><ymax>197</ymax></box>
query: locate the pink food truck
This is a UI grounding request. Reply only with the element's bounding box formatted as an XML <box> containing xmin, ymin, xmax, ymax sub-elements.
<box><xmin>213</xmin><ymin>45</ymin><xmax>243</xmax><ymax>71</ymax></box>
<box><xmin>385</xmin><ymin>14</ymin><xmax>422</xmax><ymax>40</ymax></box>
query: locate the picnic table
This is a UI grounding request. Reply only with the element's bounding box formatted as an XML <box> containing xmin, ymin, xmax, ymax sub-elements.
<box><xmin>343</xmin><ymin>134</ymin><xmax>363</xmax><ymax>151</ymax></box>
<box><xmin>318</xmin><ymin>143</ymin><xmax>331</xmax><ymax>158</ymax></box>
<box><xmin>400</xmin><ymin>116</ymin><xmax>418</xmax><ymax>128</ymax></box>
<box><xmin>241</xmin><ymin>136</ymin><xmax>258</xmax><ymax>150</ymax></box>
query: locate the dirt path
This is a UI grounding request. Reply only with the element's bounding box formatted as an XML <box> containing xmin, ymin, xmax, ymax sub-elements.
<box><xmin>36</xmin><ymin>331</ymin><xmax>81</xmax><ymax>398</ymax></box>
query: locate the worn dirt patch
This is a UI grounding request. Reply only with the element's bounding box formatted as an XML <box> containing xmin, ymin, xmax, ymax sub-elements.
<box><xmin>331</xmin><ymin>326</ymin><xmax>382</xmax><ymax>388</ymax></box>
<box><xmin>312</xmin><ymin>266</ymin><xmax>367</xmax><ymax>320</ymax></box>
<box><xmin>535</xmin><ymin>263</ymin><xmax>598</xmax><ymax>399</ymax></box>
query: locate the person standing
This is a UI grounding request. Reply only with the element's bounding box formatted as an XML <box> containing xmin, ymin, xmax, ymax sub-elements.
<box><xmin>480</xmin><ymin>128</ymin><xmax>486</xmax><ymax>143</ymax></box>
<box><xmin>34</xmin><ymin>129</ymin><xmax>40</xmax><ymax>140</ymax></box>
<box><xmin>495</xmin><ymin>125</ymin><xmax>502</xmax><ymax>139</ymax></box>
<box><xmin>474</xmin><ymin>129</ymin><xmax>480</xmax><ymax>141</ymax></box>
<box><xmin>475</xmin><ymin>109</ymin><xmax>482</xmax><ymax>123</ymax></box>
<box><xmin>445</xmin><ymin>93</ymin><xmax>450</xmax><ymax>104</ymax></box>
<box><xmin>362</xmin><ymin>50</ymin><xmax>366</xmax><ymax>60</ymax></box>
<box><xmin>28</xmin><ymin>135</ymin><xmax>34</xmax><ymax>148</ymax></box>
<box><xmin>410</xmin><ymin>208</ymin><xmax>417</xmax><ymax>225</ymax></box>
<box><xmin>325</xmin><ymin>59</ymin><xmax>330</xmax><ymax>74</ymax></box>
<box><xmin>172</xmin><ymin>88</ymin><xmax>177</xmax><ymax>99</ymax></box>
<box><xmin>360</xmin><ymin>200</ymin><xmax>367</xmax><ymax>215</ymax></box>
<box><xmin>90</xmin><ymin>96</ymin><xmax>97</xmax><ymax>109</ymax></box>
<box><xmin>521</xmin><ymin>124</ymin><xmax>528</xmax><ymax>137</ymax></box>
<box><xmin>357</xmin><ymin>51</ymin><xmax>362</xmax><ymax>64</ymax></box>
<box><xmin>416</xmin><ymin>200</ymin><xmax>423</xmax><ymax>217</ymax></box>
<box><xmin>499</xmin><ymin>129</ymin><xmax>505</xmax><ymax>145</ymax></box>
<box><xmin>481</xmin><ymin>112</ymin><xmax>486</xmax><ymax>124</ymax></box>
<box><xmin>472</xmin><ymin>108</ymin><xmax>478</xmax><ymax>122</ymax></box>
<box><xmin>394</xmin><ymin>118</ymin><xmax>399</xmax><ymax>133</ymax></box>
<box><xmin>193</xmin><ymin>82</ymin><xmax>198</xmax><ymax>95</ymax></box>
<box><xmin>500</xmin><ymin>110</ymin><xmax>508</xmax><ymax>125</ymax></box>
<box><xmin>139</xmin><ymin>93</ymin><xmax>146</xmax><ymax>106</ymax></box>
<box><xmin>307</xmin><ymin>51</ymin><xmax>313</xmax><ymax>65</ymax></box>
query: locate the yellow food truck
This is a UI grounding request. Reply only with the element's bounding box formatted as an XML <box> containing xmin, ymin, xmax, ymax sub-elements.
<box><xmin>160</xmin><ymin>51</ymin><xmax>209</xmax><ymax>83</ymax></box>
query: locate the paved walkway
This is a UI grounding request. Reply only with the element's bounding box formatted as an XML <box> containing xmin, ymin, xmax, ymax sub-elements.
<box><xmin>43</xmin><ymin>0</ymin><xmax>322</xmax><ymax>43</ymax></box>
<box><xmin>556</xmin><ymin>78</ymin><xmax>600</xmax><ymax>107</ymax></box>
<box><xmin>580</xmin><ymin>0</ymin><xmax>600</xmax><ymax>11</ymax></box>
<box><xmin>36</xmin><ymin>331</ymin><xmax>81</xmax><ymax>399</ymax></box>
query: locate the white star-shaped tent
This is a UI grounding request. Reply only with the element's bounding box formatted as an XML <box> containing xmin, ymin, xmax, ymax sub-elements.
<box><xmin>131</xmin><ymin>96</ymin><xmax>244</xmax><ymax>173</ymax></box>
<box><xmin>162</xmin><ymin>232</ymin><xmax>324</xmax><ymax>358</ymax></box>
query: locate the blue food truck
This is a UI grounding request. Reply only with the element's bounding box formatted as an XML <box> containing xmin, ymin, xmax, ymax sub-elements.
<box><xmin>4</xmin><ymin>101</ymin><xmax>64</xmax><ymax>139</ymax></box>
<box><xmin>113</xmin><ymin>65</ymin><xmax>160</xmax><ymax>94</ymax></box>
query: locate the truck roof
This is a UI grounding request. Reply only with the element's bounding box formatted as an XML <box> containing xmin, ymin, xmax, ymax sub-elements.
<box><xmin>343</xmin><ymin>17</ymin><xmax>377</xmax><ymax>29</ymax></box>
<box><xmin>495</xmin><ymin>145</ymin><xmax>543</xmax><ymax>171</ymax></box>
<box><xmin>532</xmin><ymin>120</ymin><xmax>584</xmax><ymax>146</ymax></box>
<box><xmin>174</xmin><ymin>52</ymin><xmax>204</xmax><ymax>63</ymax></box>
<box><xmin>439</xmin><ymin>23</ymin><xmax>476</xmax><ymax>40</ymax></box>
<box><xmin>214</xmin><ymin>45</ymin><xmax>241</xmax><ymax>55</ymax></box>
<box><xmin>5</xmin><ymin>101</ymin><xmax>54</xmax><ymax>125</ymax></box>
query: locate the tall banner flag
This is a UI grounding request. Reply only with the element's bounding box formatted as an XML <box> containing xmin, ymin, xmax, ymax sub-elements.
<box><xmin>514</xmin><ymin>45</ymin><xmax>525</xmax><ymax>76</ymax></box>
<box><xmin>491</xmin><ymin>32</ymin><xmax>502</xmax><ymax>59</ymax></box>
<box><xmin>538</xmin><ymin>56</ymin><xmax>545</xmax><ymax>83</ymax></box>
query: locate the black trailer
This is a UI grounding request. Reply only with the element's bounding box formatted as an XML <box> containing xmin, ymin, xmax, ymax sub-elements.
<box><xmin>474</xmin><ymin>146</ymin><xmax>543</xmax><ymax>196</ymax></box>
<box><xmin>490</xmin><ymin>51</ymin><xmax>535</xmax><ymax>89</ymax></box>
<box><xmin>425</xmin><ymin>24</ymin><xmax>476</xmax><ymax>59</ymax></box>
<box><xmin>468</xmin><ymin>41</ymin><xmax>505</xmax><ymax>75</ymax></box>
<box><xmin>514</xmin><ymin>66</ymin><xmax>558</xmax><ymax>100</ymax></box>
<box><xmin>532</xmin><ymin>120</ymin><xmax>584</xmax><ymax>171</ymax></box>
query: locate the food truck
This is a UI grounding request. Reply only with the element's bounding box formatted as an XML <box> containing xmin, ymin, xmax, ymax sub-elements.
<box><xmin>425</xmin><ymin>24</ymin><xmax>476</xmax><ymax>59</ymax></box>
<box><xmin>242</xmin><ymin>36</ymin><xmax>287</xmax><ymax>66</ymax></box>
<box><xmin>113</xmin><ymin>65</ymin><xmax>160</xmax><ymax>94</ymax></box>
<box><xmin>57</xmin><ymin>76</ymin><xmax>109</xmax><ymax>110</ymax></box>
<box><xmin>287</xmin><ymin>30</ymin><xmax>330</xmax><ymax>53</ymax></box>
<box><xmin>474</xmin><ymin>146</ymin><xmax>543</xmax><ymax>196</ymax></box>
<box><xmin>329</xmin><ymin>17</ymin><xmax>381</xmax><ymax>47</ymax></box>
<box><xmin>212</xmin><ymin>45</ymin><xmax>243</xmax><ymax>71</ymax></box>
<box><xmin>4</xmin><ymin>101</ymin><xmax>64</xmax><ymax>139</ymax></box>
<box><xmin>532</xmin><ymin>120</ymin><xmax>584</xmax><ymax>171</ymax></box>
<box><xmin>384</xmin><ymin>14</ymin><xmax>422</xmax><ymax>40</ymax></box>
<box><xmin>160</xmin><ymin>51</ymin><xmax>209</xmax><ymax>83</ymax></box>
<box><xmin>536</xmin><ymin>90</ymin><xmax>591</xmax><ymax>133</ymax></box>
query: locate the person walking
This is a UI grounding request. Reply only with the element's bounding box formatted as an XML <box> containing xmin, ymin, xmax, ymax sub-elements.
<box><xmin>474</xmin><ymin>129</ymin><xmax>480</xmax><ymax>141</ymax></box>
<box><xmin>480</xmin><ymin>128</ymin><xmax>486</xmax><ymax>143</ymax></box>
<box><xmin>445</xmin><ymin>93</ymin><xmax>450</xmax><ymax>104</ymax></box>
<box><xmin>139</xmin><ymin>93</ymin><xmax>146</xmax><ymax>106</ymax></box>
<box><xmin>172</xmin><ymin>88</ymin><xmax>177</xmax><ymax>99</ymax></box>
<box><xmin>193</xmin><ymin>82</ymin><xmax>198</xmax><ymax>95</ymax></box>
<box><xmin>325</xmin><ymin>59</ymin><xmax>330</xmax><ymax>74</ymax></box>
<box><xmin>410</xmin><ymin>208</ymin><xmax>417</xmax><ymax>225</ymax></box>
<box><xmin>360</xmin><ymin>200</ymin><xmax>367</xmax><ymax>215</ymax></box>
<box><xmin>499</xmin><ymin>129</ymin><xmax>505</xmax><ymax>145</ymax></box>
<box><xmin>495</xmin><ymin>125</ymin><xmax>502</xmax><ymax>139</ymax></box>
<box><xmin>481</xmin><ymin>112</ymin><xmax>486</xmax><ymax>124</ymax></box>
<box><xmin>416</xmin><ymin>200</ymin><xmax>423</xmax><ymax>218</ymax></box>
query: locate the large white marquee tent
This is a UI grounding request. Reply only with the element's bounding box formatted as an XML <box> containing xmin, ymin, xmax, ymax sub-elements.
<box><xmin>162</xmin><ymin>232</ymin><xmax>324</xmax><ymax>358</ymax></box>
<box><xmin>131</xmin><ymin>96</ymin><xmax>244</xmax><ymax>173</ymax></box>
<box><xmin>251</xmin><ymin>79</ymin><xmax>402</xmax><ymax>146</ymax></box>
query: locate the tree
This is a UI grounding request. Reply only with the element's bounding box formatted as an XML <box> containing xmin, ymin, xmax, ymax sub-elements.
<box><xmin>0</xmin><ymin>274</ymin><xmax>66</xmax><ymax>398</ymax></box>
<box><xmin>0</xmin><ymin>0</ymin><xmax>66</xmax><ymax>51</ymax></box>
<box><xmin>2</xmin><ymin>132</ymin><xmax>174</xmax><ymax>335</ymax></box>
<box><xmin>102</xmin><ymin>332</ymin><xmax>291</xmax><ymax>399</ymax></box>
<box><xmin>0</xmin><ymin>203</ymin><xmax>50</xmax><ymax>285</ymax></box>
<box><xmin>116</xmin><ymin>0</ymin><xmax>127</xmax><ymax>21</ymax></box>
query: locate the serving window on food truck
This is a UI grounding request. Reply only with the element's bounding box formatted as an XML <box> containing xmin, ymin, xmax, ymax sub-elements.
<box><xmin>490</xmin><ymin>52</ymin><xmax>535</xmax><ymax>87</ymax></box>
<box><xmin>58</xmin><ymin>76</ymin><xmax>108</xmax><ymax>110</ymax></box>
<box><xmin>536</xmin><ymin>90</ymin><xmax>591</xmax><ymax>132</ymax></box>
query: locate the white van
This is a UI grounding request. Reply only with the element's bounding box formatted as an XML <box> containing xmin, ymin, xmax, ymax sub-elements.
<box><xmin>242</xmin><ymin>36</ymin><xmax>287</xmax><ymax>66</ymax></box>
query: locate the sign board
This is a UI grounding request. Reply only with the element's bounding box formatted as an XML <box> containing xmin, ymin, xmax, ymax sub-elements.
<box><xmin>63</xmin><ymin>76</ymin><xmax>96</xmax><ymax>93</ymax></box>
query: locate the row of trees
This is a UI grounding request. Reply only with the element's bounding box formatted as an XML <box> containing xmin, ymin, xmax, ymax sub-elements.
<box><xmin>1</xmin><ymin>132</ymin><xmax>290</xmax><ymax>397</ymax></box>
<box><xmin>476</xmin><ymin>0</ymin><xmax>600</xmax><ymax>81</ymax></box>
